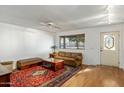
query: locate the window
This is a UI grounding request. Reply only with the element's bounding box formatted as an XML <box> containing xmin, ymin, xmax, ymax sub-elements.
<box><xmin>60</xmin><ymin>36</ymin><xmax>65</xmax><ymax>48</ymax></box>
<box><xmin>104</xmin><ymin>35</ymin><xmax>115</xmax><ymax>50</ymax></box>
<box><xmin>59</xmin><ymin>34</ymin><xmax>85</xmax><ymax>49</ymax></box>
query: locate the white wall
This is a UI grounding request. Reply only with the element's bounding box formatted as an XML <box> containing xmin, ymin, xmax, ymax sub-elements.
<box><xmin>0</xmin><ymin>23</ymin><xmax>55</xmax><ymax>62</ymax></box>
<box><xmin>55</xmin><ymin>24</ymin><xmax>124</xmax><ymax>69</ymax></box>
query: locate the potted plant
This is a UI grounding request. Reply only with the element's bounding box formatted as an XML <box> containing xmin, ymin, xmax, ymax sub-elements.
<box><xmin>51</xmin><ymin>45</ymin><xmax>57</xmax><ymax>54</ymax></box>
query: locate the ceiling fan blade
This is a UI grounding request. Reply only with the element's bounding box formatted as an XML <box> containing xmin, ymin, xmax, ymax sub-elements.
<box><xmin>54</xmin><ymin>25</ymin><xmax>61</xmax><ymax>29</ymax></box>
<box><xmin>40</xmin><ymin>22</ymin><xmax>47</xmax><ymax>26</ymax></box>
<box><xmin>40</xmin><ymin>22</ymin><xmax>61</xmax><ymax>29</ymax></box>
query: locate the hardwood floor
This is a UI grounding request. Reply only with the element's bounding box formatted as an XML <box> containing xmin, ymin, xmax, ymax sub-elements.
<box><xmin>61</xmin><ymin>65</ymin><xmax>124</xmax><ymax>87</ymax></box>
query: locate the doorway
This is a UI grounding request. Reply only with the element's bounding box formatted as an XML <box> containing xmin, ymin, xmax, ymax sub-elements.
<box><xmin>100</xmin><ymin>31</ymin><xmax>120</xmax><ymax>67</ymax></box>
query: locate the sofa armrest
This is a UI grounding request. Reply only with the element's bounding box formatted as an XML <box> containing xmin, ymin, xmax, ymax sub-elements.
<box><xmin>75</xmin><ymin>56</ymin><xmax>82</xmax><ymax>61</ymax></box>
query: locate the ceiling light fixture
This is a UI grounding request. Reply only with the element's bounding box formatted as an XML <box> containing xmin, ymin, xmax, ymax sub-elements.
<box><xmin>40</xmin><ymin>22</ymin><xmax>60</xmax><ymax>29</ymax></box>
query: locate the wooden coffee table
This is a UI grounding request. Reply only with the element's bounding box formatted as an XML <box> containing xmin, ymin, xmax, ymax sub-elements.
<box><xmin>42</xmin><ymin>58</ymin><xmax>64</xmax><ymax>71</ymax></box>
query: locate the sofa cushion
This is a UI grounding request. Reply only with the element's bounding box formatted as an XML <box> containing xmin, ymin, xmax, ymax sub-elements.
<box><xmin>71</xmin><ymin>53</ymin><xmax>78</xmax><ymax>58</ymax></box>
<box><xmin>65</xmin><ymin>52</ymin><xmax>71</xmax><ymax>57</ymax></box>
<box><xmin>75</xmin><ymin>56</ymin><xmax>82</xmax><ymax>60</ymax></box>
<box><xmin>58</xmin><ymin>52</ymin><xmax>65</xmax><ymax>57</ymax></box>
<box><xmin>62</xmin><ymin>57</ymin><xmax>75</xmax><ymax>61</ymax></box>
<box><xmin>55</xmin><ymin>56</ymin><xmax>75</xmax><ymax>61</ymax></box>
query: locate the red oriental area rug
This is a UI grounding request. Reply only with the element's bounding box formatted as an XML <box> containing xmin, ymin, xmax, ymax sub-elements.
<box><xmin>10</xmin><ymin>65</ymin><xmax>81</xmax><ymax>87</ymax></box>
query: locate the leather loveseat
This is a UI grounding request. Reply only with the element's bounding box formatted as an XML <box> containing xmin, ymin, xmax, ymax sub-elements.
<box><xmin>54</xmin><ymin>51</ymin><xmax>83</xmax><ymax>67</ymax></box>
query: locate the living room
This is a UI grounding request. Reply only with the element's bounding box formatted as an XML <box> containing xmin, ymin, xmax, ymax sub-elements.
<box><xmin>1</xmin><ymin>1</ymin><xmax>124</xmax><ymax>92</ymax></box>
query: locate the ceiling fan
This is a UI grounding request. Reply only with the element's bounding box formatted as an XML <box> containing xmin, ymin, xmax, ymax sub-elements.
<box><xmin>40</xmin><ymin>22</ymin><xmax>61</xmax><ymax>29</ymax></box>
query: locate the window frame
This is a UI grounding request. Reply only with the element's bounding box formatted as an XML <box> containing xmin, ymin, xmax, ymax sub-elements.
<box><xmin>59</xmin><ymin>34</ymin><xmax>85</xmax><ymax>49</ymax></box>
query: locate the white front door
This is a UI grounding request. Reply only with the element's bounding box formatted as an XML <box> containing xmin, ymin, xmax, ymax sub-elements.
<box><xmin>100</xmin><ymin>31</ymin><xmax>120</xmax><ymax>67</ymax></box>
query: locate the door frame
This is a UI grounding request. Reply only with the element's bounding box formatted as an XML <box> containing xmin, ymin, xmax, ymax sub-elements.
<box><xmin>100</xmin><ymin>31</ymin><xmax>120</xmax><ymax>67</ymax></box>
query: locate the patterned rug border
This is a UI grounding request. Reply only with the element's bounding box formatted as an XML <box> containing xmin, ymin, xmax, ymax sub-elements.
<box><xmin>42</xmin><ymin>66</ymin><xmax>81</xmax><ymax>87</ymax></box>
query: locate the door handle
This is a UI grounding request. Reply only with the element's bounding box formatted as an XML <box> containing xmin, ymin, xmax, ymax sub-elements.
<box><xmin>100</xmin><ymin>49</ymin><xmax>103</xmax><ymax>52</ymax></box>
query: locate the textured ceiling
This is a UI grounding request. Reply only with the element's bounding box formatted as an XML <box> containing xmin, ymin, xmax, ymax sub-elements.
<box><xmin>0</xmin><ymin>5</ymin><xmax>124</xmax><ymax>32</ymax></box>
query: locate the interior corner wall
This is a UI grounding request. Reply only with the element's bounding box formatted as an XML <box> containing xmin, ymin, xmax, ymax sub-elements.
<box><xmin>55</xmin><ymin>24</ymin><xmax>124</xmax><ymax>69</ymax></box>
<box><xmin>0</xmin><ymin>23</ymin><xmax>55</xmax><ymax>62</ymax></box>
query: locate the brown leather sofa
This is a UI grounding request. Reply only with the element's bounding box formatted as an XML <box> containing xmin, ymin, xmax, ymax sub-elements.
<box><xmin>17</xmin><ymin>57</ymin><xmax>42</xmax><ymax>70</ymax></box>
<box><xmin>54</xmin><ymin>51</ymin><xmax>83</xmax><ymax>67</ymax></box>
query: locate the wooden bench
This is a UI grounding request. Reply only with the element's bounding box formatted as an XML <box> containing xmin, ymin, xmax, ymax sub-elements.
<box><xmin>17</xmin><ymin>57</ymin><xmax>42</xmax><ymax>70</ymax></box>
